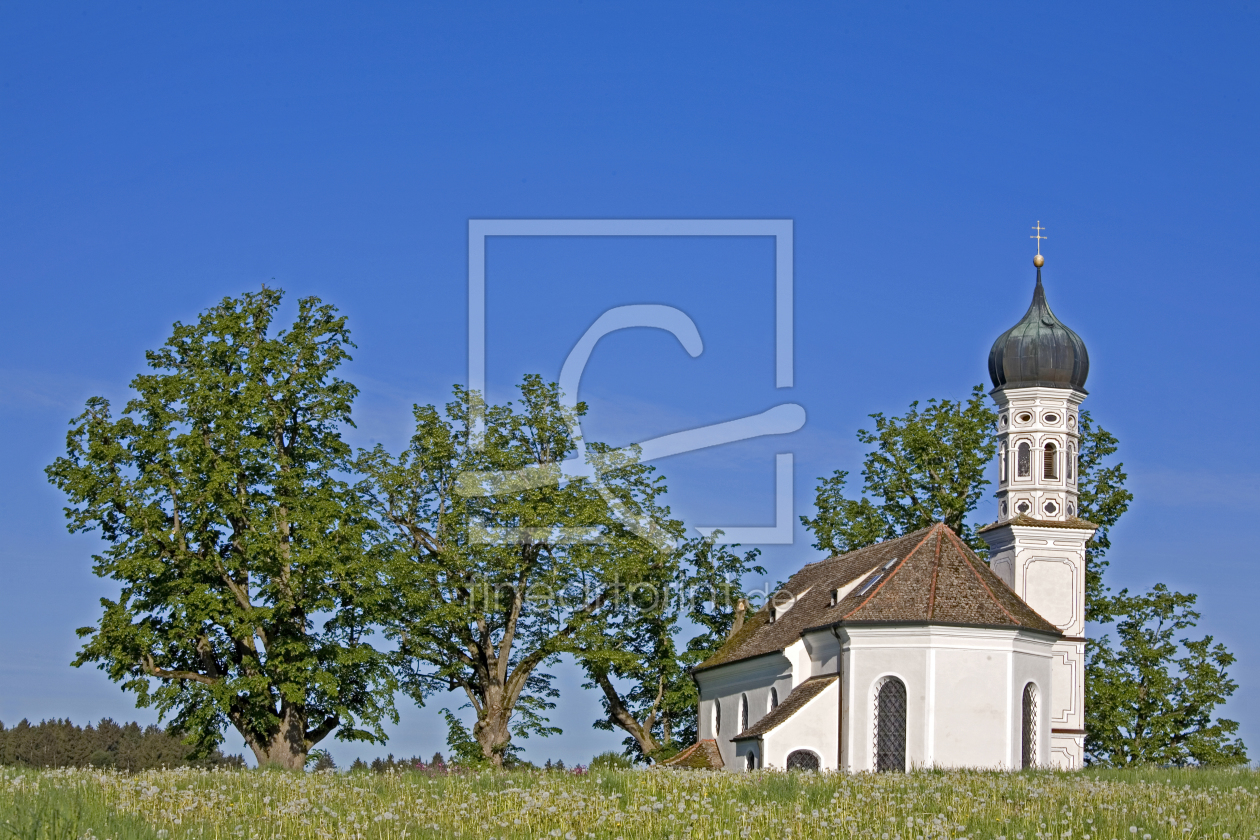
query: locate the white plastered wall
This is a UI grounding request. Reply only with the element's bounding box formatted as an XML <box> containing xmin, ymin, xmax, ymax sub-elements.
<box><xmin>758</xmin><ymin>679</ymin><xmax>840</xmax><ymax>770</ymax></box>
<box><xmin>983</xmin><ymin>523</ymin><xmax>1091</xmax><ymax>769</ymax></box>
<box><xmin>839</xmin><ymin>625</ymin><xmax>1055</xmax><ymax>771</ymax></box>
<box><xmin>695</xmin><ymin>654</ymin><xmax>792</xmax><ymax>771</ymax></box>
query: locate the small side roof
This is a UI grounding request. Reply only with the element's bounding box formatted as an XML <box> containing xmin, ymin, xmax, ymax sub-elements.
<box><xmin>696</xmin><ymin>523</ymin><xmax>1060</xmax><ymax>674</ymax></box>
<box><xmin>732</xmin><ymin>675</ymin><xmax>836</xmax><ymax>741</ymax></box>
<box><xmin>661</xmin><ymin>739</ymin><xmax>724</xmax><ymax>770</ymax></box>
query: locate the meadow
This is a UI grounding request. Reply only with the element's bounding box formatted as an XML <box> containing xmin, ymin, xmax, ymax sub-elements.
<box><xmin>1</xmin><ymin>765</ymin><xmax>1256</xmax><ymax>840</ymax></box>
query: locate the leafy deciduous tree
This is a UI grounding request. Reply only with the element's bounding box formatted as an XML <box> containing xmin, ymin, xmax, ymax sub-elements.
<box><xmin>357</xmin><ymin>376</ymin><xmax>682</xmax><ymax>768</ymax></box>
<box><xmin>46</xmin><ymin>289</ymin><xmax>394</xmax><ymax>769</ymax></box>
<box><xmin>801</xmin><ymin>385</ymin><xmax>997</xmax><ymax>552</ymax></box>
<box><xmin>1086</xmin><ymin>584</ymin><xmax>1246</xmax><ymax>766</ymax></box>
<box><xmin>1074</xmin><ymin>412</ymin><xmax>1134</xmax><ymax>621</ymax></box>
<box><xmin>581</xmin><ymin>535</ymin><xmax>763</xmax><ymax>762</ymax></box>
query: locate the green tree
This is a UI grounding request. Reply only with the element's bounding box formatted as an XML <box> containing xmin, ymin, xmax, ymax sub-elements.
<box><xmin>1085</xmin><ymin>584</ymin><xmax>1247</xmax><ymax>766</ymax></box>
<box><xmin>580</xmin><ymin>534</ymin><xmax>763</xmax><ymax>762</ymax></box>
<box><xmin>357</xmin><ymin>376</ymin><xmax>682</xmax><ymax>768</ymax></box>
<box><xmin>801</xmin><ymin>385</ymin><xmax>997</xmax><ymax>552</ymax></box>
<box><xmin>46</xmin><ymin>288</ymin><xmax>394</xmax><ymax>769</ymax></box>
<box><xmin>1074</xmin><ymin>412</ymin><xmax>1134</xmax><ymax>621</ymax></box>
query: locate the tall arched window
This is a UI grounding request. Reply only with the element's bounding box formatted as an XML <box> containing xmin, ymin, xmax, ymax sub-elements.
<box><xmin>740</xmin><ymin>694</ymin><xmax>749</xmax><ymax>733</ymax></box>
<box><xmin>1067</xmin><ymin>444</ymin><xmax>1076</xmax><ymax>482</ymax></box>
<box><xmin>769</xmin><ymin>687</ymin><xmax>779</xmax><ymax>712</ymax></box>
<box><xmin>1044</xmin><ymin>442</ymin><xmax>1058</xmax><ymax>480</ymax></box>
<box><xmin>1000</xmin><ymin>439</ymin><xmax>1008</xmax><ymax>483</ymax></box>
<box><xmin>1016</xmin><ymin>441</ymin><xmax>1032</xmax><ymax>478</ymax></box>
<box><xmin>873</xmin><ymin>677</ymin><xmax>907</xmax><ymax>772</ymax></box>
<box><xmin>712</xmin><ymin>699</ymin><xmax>721</xmax><ymax>737</ymax></box>
<box><xmin>1021</xmin><ymin>683</ymin><xmax>1039</xmax><ymax>769</ymax></box>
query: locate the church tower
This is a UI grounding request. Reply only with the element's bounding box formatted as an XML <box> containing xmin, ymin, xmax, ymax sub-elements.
<box><xmin>981</xmin><ymin>243</ymin><xmax>1095</xmax><ymax>769</ymax></box>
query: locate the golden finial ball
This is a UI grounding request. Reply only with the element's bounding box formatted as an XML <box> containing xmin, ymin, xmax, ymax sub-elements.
<box><xmin>1033</xmin><ymin>254</ymin><xmax>1045</xmax><ymax>268</ymax></box>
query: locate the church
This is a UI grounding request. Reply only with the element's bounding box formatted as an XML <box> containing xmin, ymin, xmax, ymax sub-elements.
<box><xmin>666</xmin><ymin>250</ymin><xmax>1093</xmax><ymax>772</ymax></box>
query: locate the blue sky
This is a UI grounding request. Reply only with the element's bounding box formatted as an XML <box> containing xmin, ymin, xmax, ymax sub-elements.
<box><xmin>2</xmin><ymin>3</ymin><xmax>1257</xmax><ymax>767</ymax></box>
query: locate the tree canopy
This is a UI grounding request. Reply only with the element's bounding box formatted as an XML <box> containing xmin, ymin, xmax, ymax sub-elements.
<box><xmin>1086</xmin><ymin>585</ymin><xmax>1247</xmax><ymax>766</ymax></box>
<box><xmin>581</xmin><ymin>534</ymin><xmax>764</xmax><ymax>762</ymax></box>
<box><xmin>46</xmin><ymin>288</ymin><xmax>395</xmax><ymax>769</ymax></box>
<box><xmin>357</xmin><ymin>376</ymin><xmax>682</xmax><ymax>768</ymax></box>
<box><xmin>801</xmin><ymin>385</ymin><xmax>997</xmax><ymax>552</ymax></box>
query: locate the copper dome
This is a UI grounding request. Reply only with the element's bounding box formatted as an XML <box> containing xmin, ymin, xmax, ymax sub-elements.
<box><xmin>988</xmin><ymin>269</ymin><xmax>1089</xmax><ymax>393</ymax></box>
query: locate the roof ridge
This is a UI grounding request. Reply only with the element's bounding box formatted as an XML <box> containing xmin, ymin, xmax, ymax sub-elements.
<box><xmin>942</xmin><ymin>526</ymin><xmax>1020</xmax><ymax>625</ymax></box>
<box><xmin>840</xmin><ymin>526</ymin><xmax>937</xmax><ymax>620</ymax></box>
<box><xmin>927</xmin><ymin>525</ymin><xmax>943</xmax><ymax>619</ymax></box>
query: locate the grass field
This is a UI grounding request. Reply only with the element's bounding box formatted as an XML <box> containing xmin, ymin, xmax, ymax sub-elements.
<box><xmin>1</xmin><ymin>765</ymin><xmax>1256</xmax><ymax>840</ymax></box>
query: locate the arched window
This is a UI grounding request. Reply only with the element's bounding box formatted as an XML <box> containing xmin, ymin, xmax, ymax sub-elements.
<box><xmin>745</xmin><ymin>751</ymin><xmax>756</xmax><ymax>771</ymax></box>
<box><xmin>1021</xmin><ymin>683</ymin><xmax>1039</xmax><ymax>769</ymax></box>
<box><xmin>740</xmin><ymin>694</ymin><xmax>749</xmax><ymax>733</ymax></box>
<box><xmin>712</xmin><ymin>699</ymin><xmax>721</xmax><ymax>737</ymax></box>
<box><xmin>769</xmin><ymin>687</ymin><xmax>779</xmax><ymax>712</ymax></box>
<box><xmin>874</xmin><ymin>677</ymin><xmax>907</xmax><ymax>772</ymax></box>
<box><xmin>1044</xmin><ymin>442</ymin><xmax>1058</xmax><ymax>480</ymax></box>
<box><xmin>1016</xmin><ymin>442</ymin><xmax>1032</xmax><ymax>478</ymax></box>
<box><xmin>786</xmin><ymin>750</ymin><xmax>820</xmax><ymax>771</ymax></box>
<box><xmin>1000</xmin><ymin>439</ymin><xmax>1008</xmax><ymax>483</ymax></box>
<box><xmin>1067</xmin><ymin>444</ymin><xmax>1076</xmax><ymax>482</ymax></box>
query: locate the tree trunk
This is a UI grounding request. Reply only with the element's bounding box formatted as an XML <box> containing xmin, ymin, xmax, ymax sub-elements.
<box><xmin>594</xmin><ymin>672</ymin><xmax>660</xmax><ymax>758</ymax></box>
<box><xmin>238</xmin><ymin>704</ymin><xmax>310</xmax><ymax>770</ymax></box>
<box><xmin>473</xmin><ymin>689</ymin><xmax>514</xmax><ymax>769</ymax></box>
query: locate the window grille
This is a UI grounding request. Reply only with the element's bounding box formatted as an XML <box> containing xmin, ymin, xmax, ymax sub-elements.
<box><xmin>1021</xmin><ymin>683</ymin><xmax>1038</xmax><ymax>769</ymax></box>
<box><xmin>1044</xmin><ymin>442</ymin><xmax>1058</xmax><ymax>480</ymax></box>
<box><xmin>874</xmin><ymin>677</ymin><xmax>907</xmax><ymax>772</ymax></box>
<box><xmin>786</xmin><ymin>750</ymin><xmax>819</xmax><ymax>771</ymax></box>
<box><xmin>1017</xmin><ymin>442</ymin><xmax>1032</xmax><ymax>477</ymax></box>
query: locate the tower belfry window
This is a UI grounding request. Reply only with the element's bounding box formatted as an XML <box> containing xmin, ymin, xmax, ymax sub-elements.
<box><xmin>1067</xmin><ymin>444</ymin><xmax>1076</xmax><ymax>481</ymax></box>
<box><xmin>1044</xmin><ymin>442</ymin><xmax>1058</xmax><ymax>480</ymax></box>
<box><xmin>1016</xmin><ymin>442</ymin><xmax>1032</xmax><ymax>477</ymax></box>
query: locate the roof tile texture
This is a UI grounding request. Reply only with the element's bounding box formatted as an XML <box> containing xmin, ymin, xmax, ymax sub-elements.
<box><xmin>697</xmin><ymin>523</ymin><xmax>1059</xmax><ymax>673</ymax></box>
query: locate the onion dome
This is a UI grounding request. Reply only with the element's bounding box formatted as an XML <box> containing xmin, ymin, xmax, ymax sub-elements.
<box><xmin>988</xmin><ymin>264</ymin><xmax>1089</xmax><ymax>393</ymax></box>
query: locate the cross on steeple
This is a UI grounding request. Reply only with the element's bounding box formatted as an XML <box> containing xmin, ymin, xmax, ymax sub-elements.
<box><xmin>1030</xmin><ymin>221</ymin><xmax>1047</xmax><ymax>256</ymax></box>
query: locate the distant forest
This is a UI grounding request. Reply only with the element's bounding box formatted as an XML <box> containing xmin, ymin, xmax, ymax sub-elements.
<box><xmin>0</xmin><ymin>719</ymin><xmax>244</xmax><ymax>771</ymax></box>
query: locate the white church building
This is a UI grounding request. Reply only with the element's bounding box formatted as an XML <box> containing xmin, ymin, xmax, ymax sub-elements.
<box><xmin>667</xmin><ymin>254</ymin><xmax>1094</xmax><ymax>772</ymax></box>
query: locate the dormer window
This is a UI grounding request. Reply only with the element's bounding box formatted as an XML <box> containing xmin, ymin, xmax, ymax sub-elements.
<box><xmin>857</xmin><ymin>573</ymin><xmax>884</xmax><ymax>597</ymax></box>
<box><xmin>830</xmin><ymin>589</ymin><xmax>839</xmax><ymax>607</ymax></box>
<box><xmin>768</xmin><ymin>606</ymin><xmax>776</xmax><ymax>623</ymax></box>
